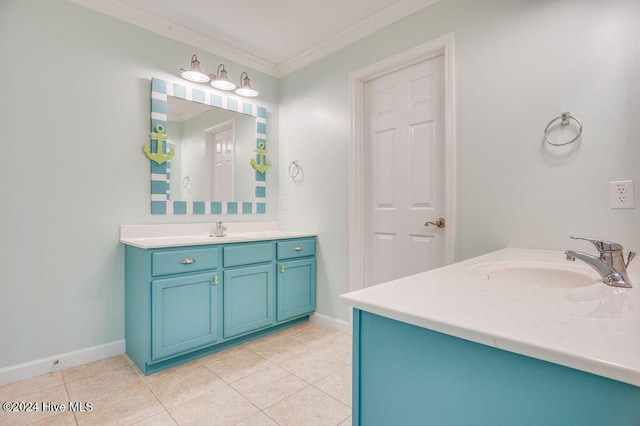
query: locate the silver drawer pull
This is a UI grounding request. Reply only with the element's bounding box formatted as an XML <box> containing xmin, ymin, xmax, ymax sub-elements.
<box><xmin>179</xmin><ymin>257</ymin><xmax>196</xmax><ymax>265</ymax></box>
<box><xmin>294</xmin><ymin>246</ymin><xmax>303</xmax><ymax>251</ymax></box>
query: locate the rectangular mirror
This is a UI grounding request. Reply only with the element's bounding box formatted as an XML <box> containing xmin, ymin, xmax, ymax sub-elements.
<box><xmin>149</xmin><ymin>78</ymin><xmax>267</xmax><ymax>215</ymax></box>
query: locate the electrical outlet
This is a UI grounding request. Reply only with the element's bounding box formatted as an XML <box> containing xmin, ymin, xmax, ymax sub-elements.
<box><xmin>281</xmin><ymin>196</ymin><xmax>288</xmax><ymax>210</ymax></box>
<box><xmin>609</xmin><ymin>180</ymin><xmax>635</xmax><ymax>209</ymax></box>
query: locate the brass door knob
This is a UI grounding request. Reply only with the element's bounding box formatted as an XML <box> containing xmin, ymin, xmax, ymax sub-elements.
<box><xmin>425</xmin><ymin>218</ymin><xmax>445</xmax><ymax>228</ymax></box>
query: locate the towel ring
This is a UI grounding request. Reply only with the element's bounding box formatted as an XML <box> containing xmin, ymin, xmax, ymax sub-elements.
<box><xmin>544</xmin><ymin>112</ymin><xmax>583</xmax><ymax>146</ymax></box>
<box><xmin>288</xmin><ymin>161</ymin><xmax>301</xmax><ymax>179</ymax></box>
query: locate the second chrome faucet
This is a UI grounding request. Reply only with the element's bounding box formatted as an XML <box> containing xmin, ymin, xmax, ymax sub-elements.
<box><xmin>211</xmin><ymin>221</ymin><xmax>227</xmax><ymax>237</ymax></box>
<box><xmin>565</xmin><ymin>236</ymin><xmax>635</xmax><ymax>288</ymax></box>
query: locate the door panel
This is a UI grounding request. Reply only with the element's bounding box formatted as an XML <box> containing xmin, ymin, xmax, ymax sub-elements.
<box><xmin>151</xmin><ymin>272</ymin><xmax>219</xmax><ymax>360</ymax></box>
<box><xmin>277</xmin><ymin>258</ymin><xmax>316</xmax><ymax>322</ymax></box>
<box><xmin>410</xmin><ymin>121</ymin><xmax>436</xmax><ymax>207</ymax></box>
<box><xmin>223</xmin><ymin>264</ymin><xmax>274</xmax><ymax>338</ymax></box>
<box><xmin>408</xmin><ymin>234</ymin><xmax>436</xmax><ymax>276</ymax></box>
<box><xmin>372</xmin><ymin>232</ymin><xmax>398</xmax><ymax>285</ymax></box>
<box><xmin>372</xmin><ymin>129</ymin><xmax>397</xmax><ymax>208</ymax></box>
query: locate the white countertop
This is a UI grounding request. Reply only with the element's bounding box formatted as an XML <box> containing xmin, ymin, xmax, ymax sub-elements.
<box><xmin>341</xmin><ymin>248</ymin><xmax>640</xmax><ymax>387</ymax></box>
<box><xmin>120</xmin><ymin>222</ymin><xmax>316</xmax><ymax>248</ymax></box>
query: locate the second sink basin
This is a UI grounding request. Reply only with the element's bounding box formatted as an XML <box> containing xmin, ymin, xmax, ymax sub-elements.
<box><xmin>472</xmin><ymin>262</ymin><xmax>598</xmax><ymax>288</ymax></box>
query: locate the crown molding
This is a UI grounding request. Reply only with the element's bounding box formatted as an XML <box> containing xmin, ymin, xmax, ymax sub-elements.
<box><xmin>66</xmin><ymin>0</ymin><xmax>440</xmax><ymax>78</ymax></box>
<box><xmin>278</xmin><ymin>0</ymin><xmax>441</xmax><ymax>76</ymax></box>
<box><xmin>65</xmin><ymin>0</ymin><xmax>280</xmax><ymax>77</ymax></box>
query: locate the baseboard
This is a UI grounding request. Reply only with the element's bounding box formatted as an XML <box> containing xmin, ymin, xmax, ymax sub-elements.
<box><xmin>0</xmin><ymin>340</ymin><xmax>125</xmax><ymax>386</ymax></box>
<box><xmin>310</xmin><ymin>312</ymin><xmax>352</xmax><ymax>335</ymax></box>
<box><xmin>0</xmin><ymin>315</ymin><xmax>350</xmax><ymax>386</ymax></box>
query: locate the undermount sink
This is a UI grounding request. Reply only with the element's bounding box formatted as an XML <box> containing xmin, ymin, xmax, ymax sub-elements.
<box><xmin>472</xmin><ymin>262</ymin><xmax>598</xmax><ymax>288</ymax></box>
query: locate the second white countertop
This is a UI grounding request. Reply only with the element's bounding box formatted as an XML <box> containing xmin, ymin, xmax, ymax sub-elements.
<box><xmin>341</xmin><ymin>248</ymin><xmax>640</xmax><ymax>387</ymax></box>
<box><xmin>120</xmin><ymin>222</ymin><xmax>316</xmax><ymax>248</ymax></box>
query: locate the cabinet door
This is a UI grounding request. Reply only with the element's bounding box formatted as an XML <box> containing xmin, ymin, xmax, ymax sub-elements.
<box><xmin>223</xmin><ymin>264</ymin><xmax>275</xmax><ymax>338</ymax></box>
<box><xmin>151</xmin><ymin>272</ymin><xmax>220</xmax><ymax>360</ymax></box>
<box><xmin>277</xmin><ymin>258</ymin><xmax>316</xmax><ymax>322</ymax></box>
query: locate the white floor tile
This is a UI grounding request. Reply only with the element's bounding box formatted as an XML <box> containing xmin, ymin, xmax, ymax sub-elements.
<box><xmin>0</xmin><ymin>323</ymin><xmax>353</xmax><ymax>425</ymax></box>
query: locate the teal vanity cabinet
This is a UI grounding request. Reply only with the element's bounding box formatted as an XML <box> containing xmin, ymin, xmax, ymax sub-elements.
<box><xmin>342</xmin><ymin>248</ymin><xmax>640</xmax><ymax>425</ymax></box>
<box><xmin>124</xmin><ymin>237</ymin><xmax>316</xmax><ymax>375</ymax></box>
<box><xmin>222</xmin><ymin>242</ymin><xmax>275</xmax><ymax>338</ymax></box>
<box><xmin>276</xmin><ymin>239</ymin><xmax>316</xmax><ymax>322</ymax></box>
<box><xmin>352</xmin><ymin>310</ymin><xmax>640</xmax><ymax>426</ymax></box>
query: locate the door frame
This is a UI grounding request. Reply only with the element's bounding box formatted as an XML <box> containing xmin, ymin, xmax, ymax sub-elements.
<box><xmin>348</xmin><ymin>33</ymin><xmax>457</xmax><ymax>292</ymax></box>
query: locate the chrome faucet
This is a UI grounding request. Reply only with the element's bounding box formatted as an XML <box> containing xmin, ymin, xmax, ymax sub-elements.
<box><xmin>565</xmin><ymin>236</ymin><xmax>635</xmax><ymax>288</ymax></box>
<box><xmin>211</xmin><ymin>221</ymin><xmax>227</xmax><ymax>237</ymax></box>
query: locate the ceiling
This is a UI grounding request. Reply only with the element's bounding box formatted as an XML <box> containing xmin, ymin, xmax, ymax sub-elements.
<box><xmin>67</xmin><ymin>0</ymin><xmax>440</xmax><ymax>77</ymax></box>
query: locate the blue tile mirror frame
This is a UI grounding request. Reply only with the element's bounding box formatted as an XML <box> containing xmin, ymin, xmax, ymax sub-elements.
<box><xmin>149</xmin><ymin>77</ymin><xmax>267</xmax><ymax>215</ymax></box>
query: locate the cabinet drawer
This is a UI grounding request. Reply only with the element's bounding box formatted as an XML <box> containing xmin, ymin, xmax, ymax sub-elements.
<box><xmin>152</xmin><ymin>247</ymin><xmax>219</xmax><ymax>276</ymax></box>
<box><xmin>277</xmin><ymin>238</ymin><xmax>315</xmax><ymax>260</ymax></box>
<box><xmin>224</xmin><ymin>242</ymin><xmax>273</xmax><ymax>267</ymax></box>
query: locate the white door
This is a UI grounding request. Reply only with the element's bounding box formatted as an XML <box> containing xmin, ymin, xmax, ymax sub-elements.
<box><xmin>205</xmin><ymin>126</ymin><xmax>234</xmax><ymax>201</ymax></box>
<box><xmin>363</xmin><ymin>55</ymin><xmax>446</xmax><ymax>287</ymax></box>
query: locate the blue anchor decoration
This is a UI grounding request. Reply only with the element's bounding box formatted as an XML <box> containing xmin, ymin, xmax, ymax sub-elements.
<box><xmin>144</xmin><ymin>124</ymin><xmax>175</xmax><ymax>165</ymax></box>
<box><xmin>250</xmin><ymin>141</ymin><xmax>271</xmax><ymax>174</ymax></box>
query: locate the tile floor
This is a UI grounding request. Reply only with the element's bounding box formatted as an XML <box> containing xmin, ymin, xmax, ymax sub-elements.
<box><xmin>0</xmin><ymin>322</ymin><xmax>352</xmax><ymax>425</ymax></box>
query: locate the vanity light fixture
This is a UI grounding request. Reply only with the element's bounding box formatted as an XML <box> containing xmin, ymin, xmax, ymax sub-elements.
<box><xmin>178</xmin><ymin>54</ymin><xmax>258</xmax><ymax>97</ymax></box>
<box><xmin>179</xmin><ymin>54</ymin><xmax>210</xmax><ymax>83</ymax></box>
<box><xmin>234</xmin><ymin>72</ymin><xmax>259</xmax><ymax>97</ymax></box>
<box><xmin>210</xmin><ymin>64</ymin><xmax>237</xmax><ymax>91</ymax></box>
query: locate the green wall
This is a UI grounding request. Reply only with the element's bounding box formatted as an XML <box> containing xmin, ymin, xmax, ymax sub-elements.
<box><xmin>0</xmin><ymin>0</ymin><xmax>279</xmax><ymax>369</ymax></box>
<box><xmin>279</xmin><ymin>0</ymin><xmax>640</xmax><ymax>322</ymax></box>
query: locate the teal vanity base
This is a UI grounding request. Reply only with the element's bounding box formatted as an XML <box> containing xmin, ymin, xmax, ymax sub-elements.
<box><xmin>353</xmin><ymin>309</ymin><xmax>640</xmax><ymax>426</ymax></box>
<box><xmin>137</xmin><ymin>316</ymin><xmax>309</xmax><ymax>375</ymax></box>
<box><xmin>124</xmin><ymin>237</ymin><xmax>315</xmax><ymax>375</ymax></box>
